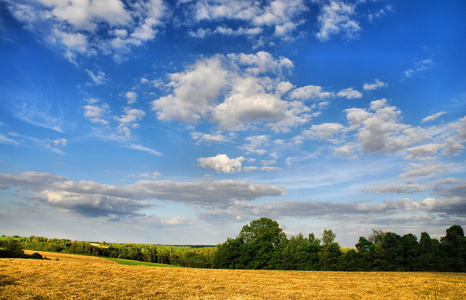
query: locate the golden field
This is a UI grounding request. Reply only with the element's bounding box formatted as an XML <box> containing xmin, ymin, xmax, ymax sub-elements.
<box><xmin>1</xmin><ymin>251</ymin><xmax>465</xmax><ymax>299</ymax></box>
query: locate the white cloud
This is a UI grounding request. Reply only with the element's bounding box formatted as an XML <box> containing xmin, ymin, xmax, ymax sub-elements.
<box><xmin>0</xmin><ymin>171</ymin><xmax>285</xmax><ymax>217</ymax></box>
<box><xmin>399</xmin><ymin>163</ymin><xmax>451</xmax><ymax>178</ymax></box>
<box><xmin>35</xmin><ymin>190</ymin><xmax>153</xmax><ymax>218</ymax></box>
<box><xmin>86</xmin><ymin>70</ymin><xmax>107</xmax><ymax>85</ymax></box>
<box><xmin>345</xmin><ymin>108</ymin><xmax>371</xmax><ymax>130</ymax></box>
<box><xmin>129</xmin><ymin>171</ymin><xmax>161</xmax><ymax>179</ymax></box>
<box><xmin>315</xmin><ymin>0</ymin><xmax>360</xmax><ymax>41</ymax></box>
<box><xmin>243</xmin><ymin>166</ymin><xmax>259</xmax><ymax>173</ymax></box>
<box><xmin>228</xmin><ymin>51</ymin><xmax>293</xmax><ymax>75</ymax></box>
<box><xmin>301</xmin><ymin>122</ymin><xmax>344</xmax><ymax>143</ymax></box>
<box><xmin>349</xmin><ymin>99</ymin><xmax>429</xmax><ymax>154</ymax></box>
<box><xmin>421</xmin><ymin>111</ymin><xmax>446</xmax><ymax>123</ymax></box>
<box><xmin>261</xmin><ymin>166</ymin><xmax>281</xmax><ymax>172</ymax></box>
<box><xmin>360</xmin><ymin>184</ymin><xmax>426</xmax><ymax>194</ymax></box>
<box><xmin>191</xmin><ymin>131</ymin><xmax>233</xmax><ymax>144</ymax></box>
<box><xmin>363</xmin><ymin>79</ymin><xmax>387</xmax><ymax>91</ymax></box>
<box><xmin>197</xmin><ymin>154</ymin><xmax>245</xmax><ymax>174</ymax></box>
<box><xmin>241</xmin><ymin>135</ymin><xmax>269</xmax><ymax>155</ymax></box>
<box><xmin>83</xmin><ymin>99</ymin><xmax>110</xmax><ymax>126</ymax></box>
<box><xmin>442</xmin><ymin>138</ymin><xmax>465</xmax><ymax>156</ymax></box>
<box><xmin>334</xmin><ymin>145</ymin><xmax>352</xmax><ymax>155</ymax></box>
<box><xmin>337</xmin><ymin>87</ymin><xmax>362</xmax><ymax>99</ymax></box>
<box><xmin>0</xmin><ymin>171</ymin><xmax>67</xmax><ymax>191</ymax></box>
<box><xmin>46</xmin><ymin>138</ymin><xmax>67</xmax><ymax>148</ymax></box>
<box><xmin>152</xmin><ymin>56</ymin><xmax>229</xmax><ymax>123</ymax></box>
<box><xmin>289</xmin><ymin>85</ymin><xmax>333</xmax><ymax>100</ymax></box>
<box><xmin>0</xmin><ymin>130</ymin><xmax>22</xmax><ymax>146</ymax></box>
<box><xmin>214</xmin><ymin>76</ymin><xmax>300</xmax><ymax>131</ymax></box>
<box><xmin>405</xmin><ymin>144</ymin><xmax>440</xmax><ymax>160</ymax></box>
<box><xmin>152</xmin><ymin>52</ymin><xmax>311</xmax><ymax>132</ymax></box>
<box><xmin>114</xmin><ymin>107</ymin><xmax>146</xmax><ymax>138</ymax></box>
<box><xmin>125</xmin><ymin>143</ymin><xmax>162</xmax><ymax>156</ymax></box>
<box><xmin>404</xmin><ymin>59</ymin><xmax>434</xmax><ymax>77</ymax></box>
<box><xmin>190</xmin><ymin>0</ymin><xmax>307</xmax><ymax>38</ymax></box>
<box><xmin>450</xmin><ymin>116</ymin><xmax>466</xmax><ymax>141</ymax></box>
<box><xmin>6</xmin><ymin>0</ymin><xmax>167</xmax><ymax>62</ymax></box>
<box><xmin>125</xmin><ymin>91</ymin><xmax>138</xmax><ymax>104</ymax></box>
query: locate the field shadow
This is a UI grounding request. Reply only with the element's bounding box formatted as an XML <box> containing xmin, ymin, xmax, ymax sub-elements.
<box><xmin>0</xmin><ymin>275</ymin><xmax>17</xmax><ymax>287</ymax></box>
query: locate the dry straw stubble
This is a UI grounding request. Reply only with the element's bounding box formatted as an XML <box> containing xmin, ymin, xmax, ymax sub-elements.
<box><xmin>1</xmin><ymin>252</ymin><xmax>465</xmax><ymax>299</ymax></box>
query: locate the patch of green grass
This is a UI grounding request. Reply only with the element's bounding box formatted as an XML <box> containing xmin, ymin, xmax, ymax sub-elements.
<box><xmin>0</xmin><ymin>236</ymin><xmax>20</xmax><ymax>241</ymax></box>
<box><xmin>104</xmin><ymin>257</ymin><xmax>181</xmax><ymax>268</ymax></box>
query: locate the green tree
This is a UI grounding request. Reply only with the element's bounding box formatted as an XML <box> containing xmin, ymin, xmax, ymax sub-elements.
<box><xmin>419</xmin><ymin>232</ymin><xmax>442</xmax><ymax>271</ymax></box>
<box><xmin>239</xmin><ymin>217</ymin><xmax>286</xmax><ymax>246</ymax></box>
<box><xmin>381</xmin><ymin>232</ymin><xmax>403</xmax><ymax>271</ymax></box>
<box><xmin>355</xmin><ymin>237</ymin><xmax>375</xmax><ymax>270</ymax></box>
<box><xmin>297</xmin><ymin>233</ymin><xmax>320</xmax><ymax>270</ymax></box>
<box><xmin>322</xmin><ymin>229</ymin><xmax>336</xmax><ymax>246</ymax></box>
<box><xmin>440</xmin><ymin>225</ymin><xmax>466</xmax><ymax>272</ymax></box>
<box><xmin>281</xmin><ymin>234</ymin><xmax>303</xmax><ymax>270</ymax></box>
<box><xmin>400</xmin><ymin>233</ymin><xmax>420</xmax><ymax>271</ymax></box>
<box><xmin>0</xmin><ymin>237</ymin><xmax>24</xmax><ymax>258</ymax></box>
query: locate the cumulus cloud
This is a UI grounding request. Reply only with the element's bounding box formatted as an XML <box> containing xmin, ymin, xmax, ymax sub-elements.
<box><xmin>337</xmin><ymin>87</ymin><xmax>362</xmax><ymax>99</ymax></box>
<box><xmin>189</xmin><ymin>0</ymin><xmax>307</xmax><ymax>39</ymax></box>
<box><xmin>289</xmin><ymin>85</ymin><xmax>333</xmax><ymax>100</ymax></box>
<box><xmin>450</xmin><ymin>116</ymin><xmax>466</xmax><ymax>141</ymax></box>
<box><xmin>363</xmin><ymin>79</ymin><xmax>387</xmax><ymax>91</ymax></box>
<box><xmin>334</xmin><ymin>145</ymin><xmax>352</xmax><ymax>155</ymax></box>
<box><xmin>125</xmin><ymin>91</ymin><xmax>138</xmax><ymax>105</ymax></box>
<box><xmin>152</xmin><ymin>52</ymin><xmax>310</xmax><ymax>132</ymax></box>
<box><xmin>347</xmin><ymin>99</ymin><xmax>429</xmax><ymax>154</ymax></box>
<box><xmin>198</xmin><ymin>154</ymin><xmax>245</xmax><ymax>174</ymax></box>
<box><xmin>241</xmin><ymin>135</ymin><xmax>269</xmax><ymax>155</ymax></box>
<box><xmin>315</xmin><ymin>0</ymin><xmax>360</xmax><ymax>41</ymax></box>
<box><xmin>83</xmin><ymin>99</ymin><xmax>110</xmax><ymax>126</ymax></box>
<box><xmin>405</xmin><ymin>144</ymin><xmax>440</xmax><ymax>160</ymax></box>
<box><xmin>5</xmin><ymin>0</ymin><xmax>167</xmax><ymax>62</ymax></box>
<box><xmin>152</xmin><ymin>56</ymin><xmax>229</xmax><ymax>123</ymax></box>
<box><xmin>301</xmin><ymin>122</ymin><xmax>344</xmax><ymax>143</ymax></box>
<box><xmin>114</xmin><ymin>107</ymin><xmax>146</xmax><ymax>138</ymax></box>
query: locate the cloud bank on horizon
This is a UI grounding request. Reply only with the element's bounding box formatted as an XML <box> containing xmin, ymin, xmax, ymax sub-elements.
<box><xmin>0</xmin><ymin>0</ymin><xmax>465</xmax><ymax>246</ymax></box>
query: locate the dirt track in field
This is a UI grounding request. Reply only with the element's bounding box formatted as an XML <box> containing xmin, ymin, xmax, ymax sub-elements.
<box><xmin>1</xmin><ymin>257</ymin><xmax>465</xmax><ymax>299</ymax></box>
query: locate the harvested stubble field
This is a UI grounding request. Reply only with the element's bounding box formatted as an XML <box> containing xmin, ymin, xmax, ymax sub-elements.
<box><xmin>1</xmin><ymin>252</ymin><xmax>465</xmax><ymax>299</ymax></box>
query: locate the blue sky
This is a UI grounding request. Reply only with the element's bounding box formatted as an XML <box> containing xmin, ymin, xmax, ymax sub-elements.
<box><xmin>0</xmin><ymin>0</ymin><xmax>465</xmax><ymax>247</ymax></box>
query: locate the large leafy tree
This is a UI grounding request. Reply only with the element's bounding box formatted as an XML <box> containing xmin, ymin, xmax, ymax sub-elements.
<box><xmin>441</xmin><ymin>225</ymin><xmax>466</xmax><ymax>271</ymax></box>
<box><xmin>238</xmin><ymin>217</ymin><xmax>286</xmax><ymax>246</ymax></box>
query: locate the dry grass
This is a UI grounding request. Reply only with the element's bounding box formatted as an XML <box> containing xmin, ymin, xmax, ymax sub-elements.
<box><xmin>1</xmin><ymin>253</ymin><xmax>465</xmax><ymax>299</ymax></box>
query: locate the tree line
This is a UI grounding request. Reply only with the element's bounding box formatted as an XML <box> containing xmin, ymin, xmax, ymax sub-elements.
<box><xmin>2</xmin><ymin>217</ymin><xmax>465</xmax><ymax>272</ymax></box>
<box><xmin>212</xmin><ymin>218</ymin><xmax>466</xmax><ymax>272</ymax></box>
<box><xmin>0</xmin><ymin>235</ymin><xmax>215</xmax><ymax>268</ymax></box>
